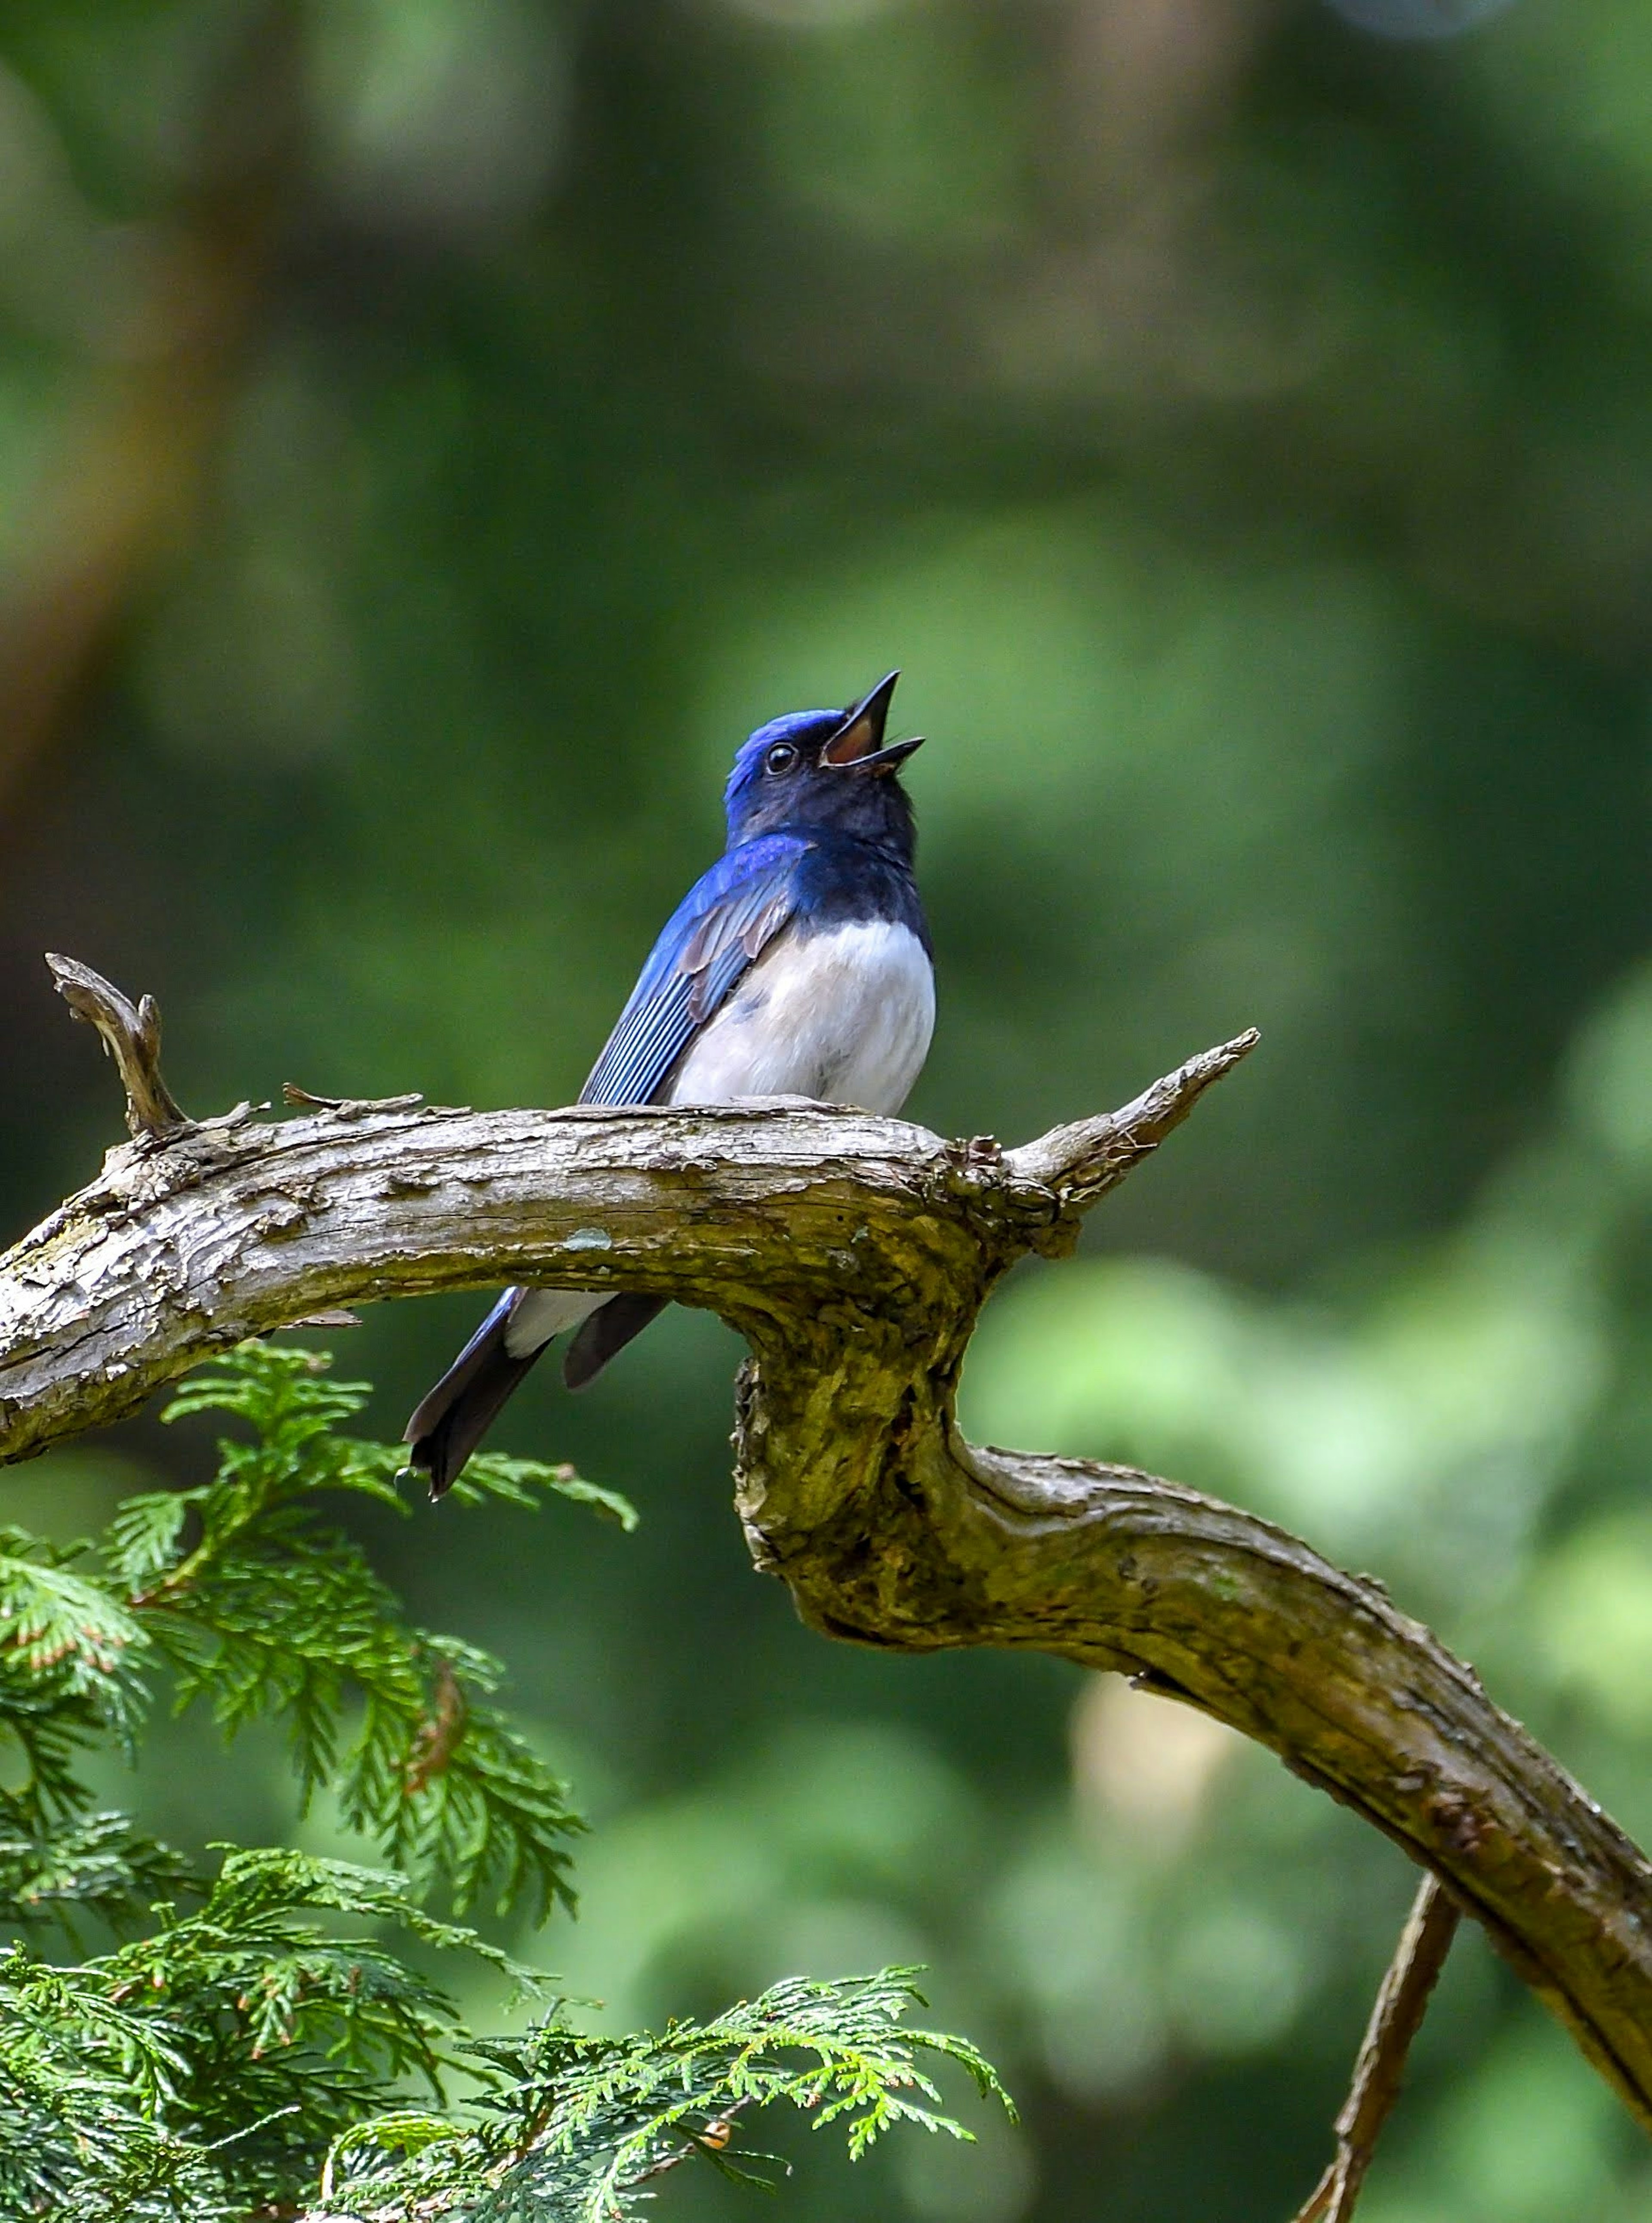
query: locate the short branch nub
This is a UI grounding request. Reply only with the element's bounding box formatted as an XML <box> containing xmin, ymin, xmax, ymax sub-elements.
<box><xmin>46</xmin><ymin>953</ymin><xmax>193</xmax><ymax>1144</ymax></box>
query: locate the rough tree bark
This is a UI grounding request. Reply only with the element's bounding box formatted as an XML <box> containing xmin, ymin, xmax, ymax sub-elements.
<box><xmin>3</xmin><ymin>965</ymin><xmax>1651</xmax><ymax>2177</ymax></box>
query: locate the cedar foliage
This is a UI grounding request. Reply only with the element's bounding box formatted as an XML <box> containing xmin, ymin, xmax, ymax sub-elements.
<box><xmin>0</xmin><ymin>1344</ymin><xmax>1008</xmax><ymax>2218</ymax></box>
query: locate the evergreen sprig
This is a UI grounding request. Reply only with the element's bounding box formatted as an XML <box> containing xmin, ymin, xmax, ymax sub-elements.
<box><xmin>0</xmin><ymin>1341</ymin><xmax>1008</xmax><ymax>2219</ymax></box>
<box><xmin>123</xmin><ymin>1344</ymin><xmax>629</xmax><ymax>1918</ymax></box>
<box><xmin>0</xmin><ymin>1844</ymin><xmax>525</xmax><ymax>2220</ymax></box>
<box><xmin>0</xmin><ymin>1529</ymin><xmax>152</xmax><ymax>1828</ymax></box>
<box><xmin>315</xmin><ymin>1967</ymin><xmax>1014</xmax><ymax>2221</ymax></box>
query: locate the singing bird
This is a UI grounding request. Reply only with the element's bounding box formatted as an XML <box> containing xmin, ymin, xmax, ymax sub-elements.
<box><xmin>405</xmin><ymin>672</ymin><xmax>934</xmax><ymax>1496</ymax></box>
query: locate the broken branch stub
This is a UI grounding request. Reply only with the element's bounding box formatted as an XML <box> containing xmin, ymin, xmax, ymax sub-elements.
<box><xmin>46</xmin><ymin>953</ymin><xmax>193</xmax><ymax>1143</ymax></box>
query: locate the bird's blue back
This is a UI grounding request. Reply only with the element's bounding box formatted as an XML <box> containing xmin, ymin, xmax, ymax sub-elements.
<box><xmin>579</xmin><ymin>833</ymin><xmax>810</xmax><ymax>1107</ymax></box>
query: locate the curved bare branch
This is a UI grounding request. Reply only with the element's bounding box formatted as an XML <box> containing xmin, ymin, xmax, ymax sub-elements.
<box><xmin>3</xmin><ymin>993</ymin><xmax>1650</xmax><ymax>2138</ymax></box>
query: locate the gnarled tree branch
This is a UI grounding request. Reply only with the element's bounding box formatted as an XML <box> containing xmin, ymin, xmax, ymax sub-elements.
<box><xmin>3</xmin><ymin>975</ymin><xmax>1651</xmax><ymax>2158</ymax></box>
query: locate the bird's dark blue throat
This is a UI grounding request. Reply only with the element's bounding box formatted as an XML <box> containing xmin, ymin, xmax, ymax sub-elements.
<box><xmin>722</xmin><ymin>670</ymin><xmax>923</xmax><ymax>864</ymax></box>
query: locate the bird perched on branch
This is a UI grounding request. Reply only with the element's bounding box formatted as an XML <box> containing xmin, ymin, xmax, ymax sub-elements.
<box><xmin>405</xmin><ymin>672</ymin><xmax>934</xmax><ymax>1496</ymax></box>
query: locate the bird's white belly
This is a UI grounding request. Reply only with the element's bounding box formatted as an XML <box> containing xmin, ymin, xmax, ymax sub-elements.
<box><xmin>669</xmin><ymin>918</ymin><xmax>934</xmax><ymax>1116</ymax></box>
<box><xmin>506</xmin><ymin>920</ymin><xmax>932</xmax><ymax>1358</ymax></box>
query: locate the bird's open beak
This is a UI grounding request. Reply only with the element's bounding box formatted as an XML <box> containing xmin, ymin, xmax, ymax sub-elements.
<box><xmin>820</xmin><ymin>671</ymin><xmax>924</xmax><ymax>774</ymax></box>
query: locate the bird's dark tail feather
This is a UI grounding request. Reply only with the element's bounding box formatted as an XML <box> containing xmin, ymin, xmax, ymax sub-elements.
<box><xmin>404</xmin><ymin>1312</ymin><xmax>546</xmax><ymax>1499</ymax></box>
<box><xmin>563</xmin><ymin>1293</ymin><xmax>669</xmax><ymax>1390</ymax></box>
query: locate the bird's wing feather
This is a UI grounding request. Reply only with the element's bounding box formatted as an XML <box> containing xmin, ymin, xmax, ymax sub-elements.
<box><xmin>579</xmin><ymin>834</ymin><xmax>808</xmax><ymax>1107</ymax></box>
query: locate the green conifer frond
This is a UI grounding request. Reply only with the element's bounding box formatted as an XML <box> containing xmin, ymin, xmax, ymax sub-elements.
<box><xmin>0</xmin><ymin>1809</ymin><xmax>194</xmax><ymax>1936</ymax></box>
<box><xmin>314</xmin><ymin>1968</ymin><xmax>1014</xmax><ymax>2220</ymax></box>
<box><xmin>443</xmin><ymin>1452</ymin><xmax>640</xmax><ymax>1532</ymax></box>
<box><xmin>0</xmin><ymin>1344</ymin><xmax>1007</xmax><ymax>2220</ymax></box>
<box><xmin>113</xmin><ymin>1343</ymin><xmax>614</xmax><ymax>1916</ymax></box>
<box><xmin>0</xmin><ymin>1844</ymin><xmax>531</xmax><ymax>2218</ymax></box>
<box><xmin>0</xmin><ymin>1532</ymin><xmax>154</xmax><ymax>1841</ymax></box>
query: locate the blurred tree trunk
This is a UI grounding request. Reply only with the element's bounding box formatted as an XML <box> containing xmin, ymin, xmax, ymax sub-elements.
<box><xmin>0</xmin><ymin>2</ymin><xmax>301</xmax><ymax>810</ymax></box>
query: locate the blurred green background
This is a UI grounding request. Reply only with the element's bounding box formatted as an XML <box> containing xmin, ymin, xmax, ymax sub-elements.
<box><xmin>3</xmin><ymin>0</ymin><xmax>1652</xmax><ymax>2215</ymax></box>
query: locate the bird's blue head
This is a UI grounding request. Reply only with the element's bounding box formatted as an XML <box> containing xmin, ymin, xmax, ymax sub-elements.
<box><xmin>723</xmin><ymin>672</ymin><xmax>923</xmax><ymax>857</ymax></box>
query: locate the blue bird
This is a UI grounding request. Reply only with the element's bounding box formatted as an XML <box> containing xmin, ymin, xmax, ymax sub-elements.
<box><xmin>404</xmin><ymin>672</ymin><xmax>933</xmax><ymax>1496</ymax></box>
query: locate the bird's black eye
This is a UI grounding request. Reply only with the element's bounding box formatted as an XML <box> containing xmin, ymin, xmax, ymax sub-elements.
<box><xmin>764</xmin><ymin>742</ymin><xmax>799</xmax><ymax>776</ymax></box>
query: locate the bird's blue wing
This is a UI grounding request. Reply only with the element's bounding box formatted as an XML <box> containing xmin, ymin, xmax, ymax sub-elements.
<box><xmin>579</xmin><ymin>834</ymin><xmax>808</xmax><ymax>1107</ymax></box>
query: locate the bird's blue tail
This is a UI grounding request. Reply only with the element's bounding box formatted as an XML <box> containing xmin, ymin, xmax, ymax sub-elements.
<box><xmin>404</xmin><ymin>1292</ymin><xmax>545</xmax><ymax>1499</ymax></box>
